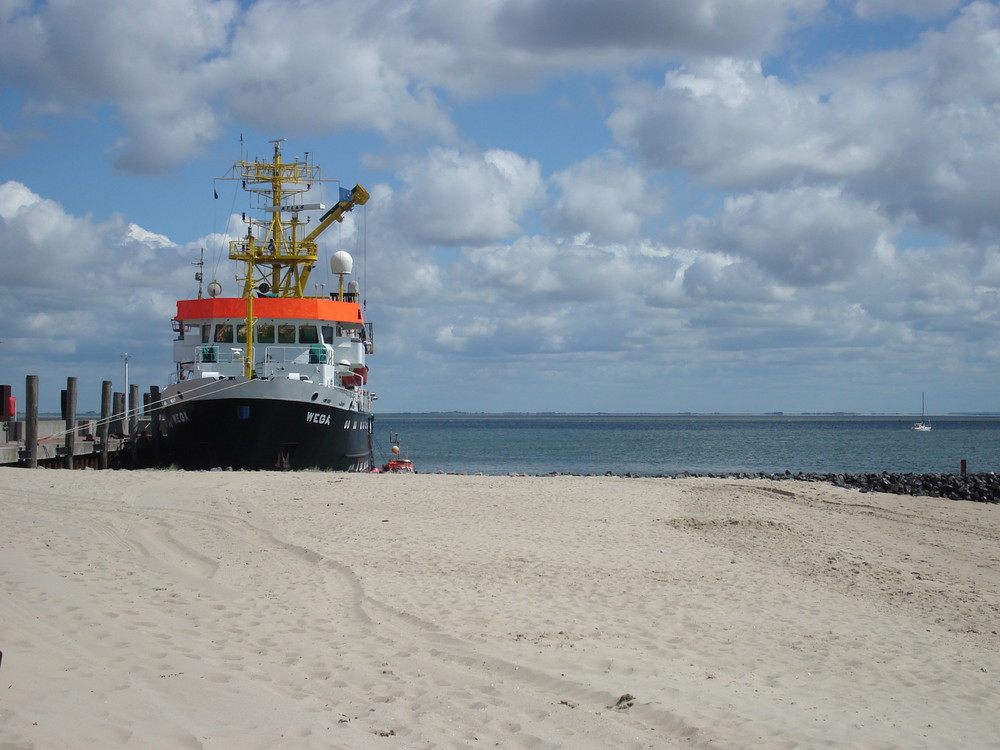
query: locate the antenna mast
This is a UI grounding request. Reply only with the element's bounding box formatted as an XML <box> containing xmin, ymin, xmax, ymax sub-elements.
<box><xmin>192</xmin><ymin>248</ymin><xmax>205</xmax><ymax>298</ymax></box>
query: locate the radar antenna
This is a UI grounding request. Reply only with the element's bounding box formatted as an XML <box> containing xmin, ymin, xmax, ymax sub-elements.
<box><xmin>192</xmin><ymin>248</ymin><xmax>205</xmax><ymax>299</ymax></box>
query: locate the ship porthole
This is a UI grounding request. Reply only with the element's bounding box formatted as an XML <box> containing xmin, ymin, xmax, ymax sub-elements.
<box><xmin>311</xmin><ymin>392</ymin><xmax>319</xmax><ymax>401</ymax></box>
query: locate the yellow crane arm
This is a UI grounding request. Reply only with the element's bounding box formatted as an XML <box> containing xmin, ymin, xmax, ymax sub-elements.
<box><xmin>302</xmin><ymin>184</ymin><xmax>370</xmax><ymax>245</ymax></box>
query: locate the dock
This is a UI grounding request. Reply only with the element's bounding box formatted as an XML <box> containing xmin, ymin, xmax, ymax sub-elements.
<box><xmin>1</xmin><ymin>376</ymin><xmax>164</xmax><ymax>469</ymax></box>
<box><xmin>1</xmin><ymin>419</ymin><xmax>135</xmax><ymax>468</ymax></box>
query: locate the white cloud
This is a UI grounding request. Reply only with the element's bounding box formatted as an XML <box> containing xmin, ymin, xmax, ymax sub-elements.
<box><xmin>0</xmin><ymin>181</ymin><xmax>191</xmax><ymax>373</ymax></box>
<box><xmin>0</xmin><ymin>0</ymin><xmax>830</xmax><ymax>174</ymax></box>
<box><xmin>673</xmin><ymin>186</ymin><xmax>893</xmax><ymax>287</ymax></box>
<box><xmin>221</xmin><ymin>1</ymin><xmax>453</xmax><ymax>140</ymax></box>
<box><xmin>385</xmin><ymin>148</ymin><xmax>544</xmax><ymax>246</ymax></box>
<box><xmin>303</xmin><ymin>0</ymin><xmax>827</xmax><ymax>102</ymax></box>
<box><xmin>860</xmin><ymin>242</ymin><xmax>1000</xmax><ymax>328</ymax></box>
<box><xmin>0</xmin><ymin>181</ymin><xmax>108</xmax><ymax>287</ymax></box>
<box><xmin>545</xmin><ymin>150</ymin><xmax>660</xmax><ymax>241</ymax></box>
<box><xmin>609</xmin><ymin>3</ymin><xmax>1000</xmax><ymax>242</ymax></box>
<box><xmin>977</xmin><ymin>246</ymin><xmax>1000</xmax><ymax>287</ymax></box>
<box><xmin>608</xmin><ymin>58</ymin><xmax>882</xmax><ymax>188</ymax></box>
<box><xmin>0</xmin><ymin>0</ymin><xmax>456</xmax><ymax>172</ymax></box>
<box><xmin>0</xmin><ymin>0</ymin><xmax>236</xmax><ymax>173</ymax></box>
<box><xmin>680</xmin><ymin>252</ymin><xmax>794</xmax><ymax>304</ymax></box>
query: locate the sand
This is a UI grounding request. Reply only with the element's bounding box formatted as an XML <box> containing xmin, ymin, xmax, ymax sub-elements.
<box><xmin>1</xmin><ymin>468</ymin><xmax>998</xmax><ymax>749</ymax></box>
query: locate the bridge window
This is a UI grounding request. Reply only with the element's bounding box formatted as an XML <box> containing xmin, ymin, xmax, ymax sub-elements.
<box><xmin>214</xmin><ymin>324</ymin><xmax>234</xmax><ymax>343</ymax></box>
<box><xmin>299</xmin><ymin>325</ymin><xmax>319</xmax><ymax>344</ymax></box>
<box><xmin>278</xmin><ymin>324</ymin><xmax>296</xmax><ymax>344</ymax></box>
<box><xmin>257</xmin><ymin>324</ymin><xmax>275</xmax><ymax>343</ymax></box>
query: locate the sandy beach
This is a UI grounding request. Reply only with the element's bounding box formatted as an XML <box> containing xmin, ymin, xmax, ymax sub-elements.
<box><xmin>1</xmin><ymin>468</ymin><xmax>998</xmax><ymax>749</ymax></box>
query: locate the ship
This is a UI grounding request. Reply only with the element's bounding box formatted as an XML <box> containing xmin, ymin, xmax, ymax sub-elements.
<box><xmin>160</xmin><ymin>140</ymin><xmax>375</xmax><ymax>470</ymax></box>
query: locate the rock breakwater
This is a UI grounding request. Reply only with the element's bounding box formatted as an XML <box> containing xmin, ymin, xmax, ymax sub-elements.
<box><xmin>643</xmin><ymin>471</ymin><xmax>1000</xmax><ymax>505</ymax></box>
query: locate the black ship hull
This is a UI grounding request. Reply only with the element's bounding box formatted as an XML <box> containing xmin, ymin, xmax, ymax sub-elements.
<box><xmin>162</xmin><ymin>396</ymin><xmax>373</xmax><ymax>471</ymax></box>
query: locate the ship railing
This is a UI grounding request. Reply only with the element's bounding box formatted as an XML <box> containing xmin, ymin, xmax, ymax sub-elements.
<box><xmin>260</xmin><ymin>345</ymin><xmax>331</xmax><ymax>365</ymax></box>
<box><xmin>194</xmin><ymin>344</ymin><xmax>249</xmax><ymax>364</ymax></box>
<box><xmin>194</xmin><ymin>344</ymin><xmax>332</xmax><ymax>366</ymax></box>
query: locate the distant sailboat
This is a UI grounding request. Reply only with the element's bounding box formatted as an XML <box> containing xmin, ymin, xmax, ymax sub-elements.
<box><xmin>912</xmin><ymin>392</ymin><xmax>932</xmax><ymax>431</ymax></box>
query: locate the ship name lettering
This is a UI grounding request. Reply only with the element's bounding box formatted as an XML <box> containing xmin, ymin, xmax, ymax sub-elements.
<box><xmin>306</xmin><ymin>411</ymin><xmax>331</xmax><ymax>426</ymax></box>
<box><xmin>168</xmin><ymin>411</ymin><xmax>189</xmax><ymax>426</ymax></box>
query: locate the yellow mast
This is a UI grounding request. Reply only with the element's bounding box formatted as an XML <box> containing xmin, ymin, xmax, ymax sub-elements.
<box><xmin>217</xmin><ymin>140</ymin><xmax>370</xmax><ymax>378</ymax></box>
<box><xmin>244</xmin><ymin>292</ymin><xmax>255</xmax><ymax>378</ymax></box>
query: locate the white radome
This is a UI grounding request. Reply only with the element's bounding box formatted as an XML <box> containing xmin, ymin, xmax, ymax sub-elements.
<box><xmin>330</xmin><ymin>251</ymin><xmax>353</xmax><ymax>275</ymax></box>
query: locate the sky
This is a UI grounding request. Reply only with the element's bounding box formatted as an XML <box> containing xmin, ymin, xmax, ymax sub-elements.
<box><xmin>1</xmin><ymin>0</ymin><xmax>999</xmax><ymax>415</ymax></box>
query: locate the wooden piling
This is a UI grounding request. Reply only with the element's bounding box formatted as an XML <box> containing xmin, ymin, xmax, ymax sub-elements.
<box><xmin>113</xmin><ymin>392</ymin><xmax>125</xmax><ymax>438</ymax></box>
<box><xmin>64</xmin><ymin>377</ymin><xmax>77</xmax><ymax>469</ymax></box>
<box><xmin>99</xmin><ymin>380</ymin><xmax>112</xmax><ymax>470</ymax></box>
<box><xmin>128</xmin><ymin>384</ymin><xmax>140</xmax><ymax>464</ymax></box>
<box><xmin>129</xmin><ymin>384</ymin><xmax>139</xmax><ymax>437</ymax></box>
<box><xmin>150</xmin><ymin>385</ymin><xmax>162</xmax><ymax>464</ymax></box>
<box><xmin>25</xmin><ymin>375</ymin><xmax>38</xmax><ymax>468</ymax></box>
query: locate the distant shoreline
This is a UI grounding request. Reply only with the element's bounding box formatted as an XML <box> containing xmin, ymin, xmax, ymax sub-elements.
<box><xmin>374</xmin><ymin>411</ymin><xmax>1000</xmax><ymax>417</ymax></box>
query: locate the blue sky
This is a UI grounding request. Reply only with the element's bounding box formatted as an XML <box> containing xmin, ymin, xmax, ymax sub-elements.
<box><xmin>2</xmin><ymin>0</ymin><xmax>998</xmax><ymax>415</ymax></box>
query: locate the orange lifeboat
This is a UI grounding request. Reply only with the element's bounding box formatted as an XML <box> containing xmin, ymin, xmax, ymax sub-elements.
<box><xmin>382</xmin><ymin>456</ymin><xmax>415</xmax><ymax>472</ymax></box>
<box><xmin>381</xmin><ymin>433</ymin><xmax>415</xmax><ymax>472</ymax></box>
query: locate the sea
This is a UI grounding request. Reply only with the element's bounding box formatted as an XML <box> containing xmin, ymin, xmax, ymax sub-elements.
<box><xmin>372</xmin><ymin>414</ymin><xmax>1000</xmax><ymax>476</ymax></box>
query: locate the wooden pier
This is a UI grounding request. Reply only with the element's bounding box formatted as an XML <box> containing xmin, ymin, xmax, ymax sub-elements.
<box><xmin>1</xmin><ymin>376</ymin><xmax>165</xmax><ymax>469</ymax></box>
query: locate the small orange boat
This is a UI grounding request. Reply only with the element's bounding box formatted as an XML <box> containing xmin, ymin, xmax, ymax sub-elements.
<box><xmin>381</xmin><ymin>432</ymin><xmax>415</xmax><ymax>473</ymax></box>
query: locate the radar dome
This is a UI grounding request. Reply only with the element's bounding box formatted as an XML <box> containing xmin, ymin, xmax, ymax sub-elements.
<box><xmin>207</xmin><ymin>281</ymin><xmax>222</xmax><ymax>298</ymax></box>
<box><xmin>330</xmin><ymin>251</ymin><xmax>353</xmax><ymax>275</ymax></box>
<box><xmin>348</xmin><ymin>280</ymin><xmax>360</xmax><ymax>293</ymax></box>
